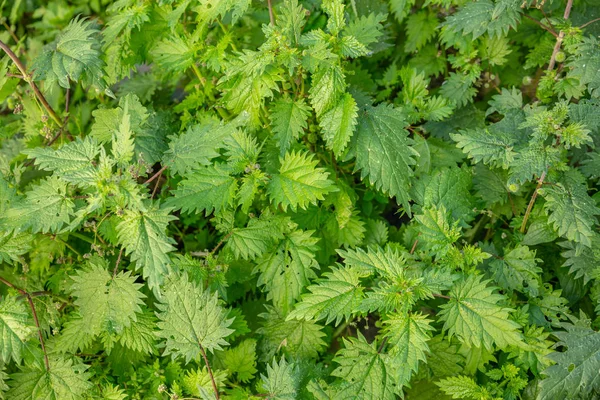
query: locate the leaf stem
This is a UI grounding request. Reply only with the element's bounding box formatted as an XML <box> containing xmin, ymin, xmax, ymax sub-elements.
<box><xmin>0</xmin><ymin>277</ymin><xmax>50</xmax><ymax>371</ymax></box>
<box><xmin>520</xmin><ymin>170</ymin><xmax>547</xmax><ymax>233</ymax></box>
<box><xmin>211</xmin><ymin>232</ymin><xmax>232</xmax><ymax>256</ymax></box>
<box><xmin>198</xmin><ymin>342</ymin><xmax>220</xmax><ymax>400</ymax></box>
<box><xmin>0</xmin><ymin>39</ymin><xmax>63</xmax><ymax>128</ymax></box>
<box><xmin>2</xmin><ymin>21</ymin><xmax>20</xmax><ymax>44</ymax></box>
<box><xmin>113</xmin><ymin>247</ymin><xmax>124</xmax><ymax>277</ymax></box>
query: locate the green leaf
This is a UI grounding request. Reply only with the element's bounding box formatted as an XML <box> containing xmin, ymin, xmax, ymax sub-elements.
<box><xmin>23</xmin><ymin>137</ymin><xmax>100</xmax><ymax>186</ymax></box>
<box><xmin>309</xmin><ymin>63</ymin><xmax>346</xmax><ymax>117</ymax></box>
<box><xmin>337</xmin><ymin>245</ymin><xmax>404</xmax><ymax>277</ymax></box>
<box><xmin>442</xmin><ymin>0</ymin><xmax>520</xmax><ymax>39</ymax></box>
<box><xmin>332</xmin><ymin>334</ymin><xmax>397</xmax><ymax>400</ymax></box>
<box><xmin>352</xmin><ymin>104</ymin><xmax>418</xmax><ymax>213</ymax></box>
<box><xmin>117</xmin><ymin>203</ymin><xmax>177</xmax><ymax>292</ymax></box>
<box><xmin>540</xmin><ymin>176</ymin><xmax>600</xmax><ymax>248</ymax></box>
<box><xmin>342</xmin><ymin>13</ymin><xmax>386</xmax><ymax>54</ymax></box>
<box><xmin>439</xmin><ymin>275</ymin><xmax>525</xmax><ymax>350</ymax></box>
<box><xmin>7</xmin><ymin>357</ymin><xmax>93</xmax><ymax>400</ymax></box>
<box><xmin>256</xmin><ymin>229</ymin><xmax>320</xmax><ymax>312</ymax></box>
<box><xmin>320</xmin><ymin>93</ymin><xmax>358</xmax><ymax>157</ymax></box>
<box><xmin>31</xmin><ymin>17</ymin><xmax>110</xmax><ymax>94</ymax></box>
<box><xmin>436</xmin><ymin>375</ymin><xmax>491</xmax><ymax>400</ymax></box>
<box><xmin>567</xmin><ymin>36</ymin><xmax>600</xmax><ymax>97</ymax></box>
<box><xmin>267</xmin><ymin>151</ymin><xmax>335</xmax><ymax>212</ymax></box>
<box><xmin>415</xmin><ymin>205</ymin><xmax>461</xmax><ymax>257</ymax></box>
<box><xmin>222</xmin><ymin>338</ymin><xmax>258</xmax><ymax>383</ymax></box>
<box><xmin>7</xmin><ymin>176</ymin><xmax>74</xmax><ymax>234</ymax></box>
<box><xmin>288</xmin><ymin>265</ymin><xmax>366</xmax><ymax>325</ymax></box>
<box><xmin>166</xmin><ymin>165</ymin><xmax>237</xmax><ymax>215</ymax></box>
<box><xmin>270</xmin><ymin>98</ymin><xmax>312</xmax><ymax>156</ymax></box>
<box><xmin>150</xmin><ymin>34</ymin><xmax>196</xmax><ymax>75</ymax></box>
<box><xmin>404</xmin><ymin>11</ymin><xmax>438</xmax><ymax>53</ymax></box>
<box><xmin>489</xmin><ymin>245</ymin><xmax>542</xmax><ymax>296</ymax></box>
<box><xmin>258</xmin><ymin>358</ymin><xmax>298</xmax><ymax>399</ymax></box>
<box><xmin>383</xmin><ymin>311</ymin><xmax>434</xmax><ymax>387</ymax></box>
<box><xmin>156</xmin><ymin>273</ymin><xmax>234</xmax><ymax>363</ymax></box>
<box><xmin>224</xmin><ymin>215</ymin><xmax>288</xmax><ymax>260</ymax></box>
<box><xmin>0</xmin><ymin>231</ymin><xmax>33</xmax><ymax>264</ymax></box>
<box><xmin>0</xmin><ymin>295</ymin><xmax>34</xmax><ymax>364</ymax></box>
<box><xmin>450</xmin><ymin>128</ymin><xmax>516</xmax><ymax>169</ymax></box>
<box><xmin>164</xmin><ymin>117</ymin><xmax>246</xmax><ymax>176</ymax></box>
<box><xmin>70</xmin><ymin>258</ymin><xmax>145</xmax><ymax>335</ymax></box>
<box><xmin>258</xmin><ymin>306</ymin><xmax>327</xmax><ymax>361</ymax></box>
<box><xmin>559</xmin><ymin>236</ymin><xmax>600</xmax><ymax>285</ymax></box>
<box><xmin>539</xmin><ymin>324</ymin><xmax>600</xmax><ymax>399</ymax></box>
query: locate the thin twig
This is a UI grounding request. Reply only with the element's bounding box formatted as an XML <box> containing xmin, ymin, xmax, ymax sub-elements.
<box><xmin>267</xmin><ymin>0</ymin><xmax>275</xmax><ymax>25</ymax></box>
<box><xmin>547</xmin><ymin>0</ymin><xmax>574</xmax><ymax>71</ymax></box>
<box><xmin>0</xmin><ymin>40</ymin><xmax>63</xmax><ymax>127</ymax></box>
<box><xmin>520</xmin><ymin>170</ymin><xmax>547</xmax><ymax>233</ymax></box>
<box><xmin>144</xmin><ymin>165</ymin><xmax>168</xmax><ymax>185</ymax></box>
<box><xmin>113</xmin><ymin>247</ymin><xmax>124</xmax><ymax>277</ymax></box>
<box><xmin>210</xmin><ymin>232</ymin><xmax>232</xmax><ymax>256</ymax></box>
<box><xmin>0</xmin><ymin>277</ymin><xmax>50</xmax><ymax>371</ymax></box>
<box><xmin>47</xmin><ymin>87</ymin><xmax>73</xmax><ymax>145</ymax></box>
<box><xmin>377</xmin><ymin>336</ymin><xmax>389</xmax><ymax>353</ymax></box>
<box><xmin>198</xmin><ymin>342</ymin><xmax>220</xmax><ymax>400</ymax></box>
<box><xmin>6</xmin><ymin>73</ymin><xmax>24</xmax><ymax>79</ymax></box>
<box><xmin>580</xmin><ymin>17</ymin><xmax>600</xmax><ymax>29</ymax></box>
<box><xmin>151</xmin><ymin>169</ymin><xmax>163</xmax><ymax>199</ymax></box>
<box><xmin>1</xmin><ymin>21</ymin><xmax>19</xmax><ymax>44</ymax></box>
<box><xmin>523</xmin><ymin>14</ymin><xmax>558</xmax><ymax>37</ymax></box>
<box><xmin>433</xmin><ymin>293</ymin><xmax>451</xmax><ymax>300</ymax></box>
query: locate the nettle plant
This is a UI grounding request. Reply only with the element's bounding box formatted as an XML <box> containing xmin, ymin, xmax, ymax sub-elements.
<box><xmin>0</xmin><ymin>0</ymin><xmax>600</xmax><ymax>398</ymax></box>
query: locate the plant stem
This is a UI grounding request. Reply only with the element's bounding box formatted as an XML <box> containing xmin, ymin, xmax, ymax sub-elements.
<box><xmin>433</xmin><ymin>293</ymin><xmax>451</xmax><ymax>300</ymax></box>
<box><xmin>580</xmin><ymin>17</ymin><xmax>600</xmax><ymax>29</ymax></box>
<box><xmin>211</xmin><ymin>232</ymin><xmax>232</xmax><ymax>256</ymax></box>
<box><xmin>547</xmin><ymin>0</ymin><xmax>574</xmax><ymax>71</ymax></box>
<box><xmin>145</xmin><ymin>165</ymin><xmax>168</xmax><ymax>185</ymax></box>
<box><xmin>0</xmin><ymin>277</ymin><xmax>50</xmax><ymax>371</ymax></box>
<box><xmin>0</xmin><ymin>40</ymin><xmax>63</xmax><ymax>128</ymax></box>
<box><xmin>198</xmin><ymin>342</ymin><xmax>220</xmax><ymax>400</ymax></box>
<box><xmin>2</xmin><ymin>21</ymin><xmax>19</xmax><ymax>44</ymax></box>
<box><xmin>113</xmin><ymin>247</ymin><xmax>124</xmax><ymax>277</ymax></box>
<box><xmin>523</xmin><ymin>14</ymin><xmax>558</xmax><ymax>37</ymax></box>
<box><xmin>267</xmin><ymin>0</ymin><xmax>275</xmax><ymax>25</ymax></box>
<box><xmin>520</xmin><ymin>170</ymin><xmax>547</xmax><ymax>233</ymax></box>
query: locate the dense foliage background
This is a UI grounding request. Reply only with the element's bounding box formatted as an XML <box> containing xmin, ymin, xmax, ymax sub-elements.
<box><xmin>1</xmin><ymin>0</ymin><xmax>600</xmax><ymax>398</ymax></box>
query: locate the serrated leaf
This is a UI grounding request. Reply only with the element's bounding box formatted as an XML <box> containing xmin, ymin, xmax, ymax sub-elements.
<box><xmin>320</xmin><ymin>93</ymin><xmax>357</xmax><ymax>157</ymax></box>
<box><xmin>222</xmin><ymin>339</ymin><xmax>258</xmax><ymax>383</ymax></box>
<box><xmin>267</xmin><ymin>151</ymin><xmax>335</xmax><ymax>212</ymax></box>
<box><xmin>539</xmin><ymin>324</ymin><xmax>600</xmax><ymax>399</ymax></box>
<box><xmin>70</xmin><ymin>258</ymin><xmax>145</xmax><ymax>335</ymax></box>
<box><xmin>225</xmin><ymin>215</ymin><xmax>289</xmax><ymax>260</ymax></box>
<box><xmin>439</xmin><ymin>275</ymin><xmax>525</xmax><ymax>350</ymax></box>
<box><xmin>0</xmin><ymin>295</ymin><xmax>34</xmax><ymax>364</ymax></box>
<box><xmin>117</xmin><ymin>203</ymin><xmax>177</xmax><ymax>292</ymax></box>
<box><xmin>332</xmin><ymin>334</ymin><xmax>397</xmax><ymax>400</ymax></box>
<box><xmin>383</xmin><ymin>312</ymin><xmax>434</xmax><ymax>387</ymax></box>
<box><xmin>270</xmin><ymin>98</ymin><xmax>311</xmax><ymax>156</ymax></box>
<box><xmin>256</xmin><ymin>229</ymin><xmax>320</xmax><ymax>313</ymax></box>
<box><xmin>31</xmin><ymin>17</ymin><xmax>110</xmax><ymax>94</ymax></box>
<box><xmin>288</xmin><ymin>265</ymin><xmax>365</xmax><ymax>325</ymax></box>
<box><xmin>489</xmin><ymin>245</ymin><xmax>542</xmax><ymax>296</ymax></box>
<box><xmin>352</xmin><ymin>104</ymin><xmax>418</xmax><ymax>213</ymax></box>
<box><xmin>258</xmin><ymin>358</ymin><xmax>298</xmax><ymax>399</ymax></box>
<box><xmin>23</xmin><ymin>137</ymin><xmax>100</xmax><ymax>186</ymax></box>
<box><xmin>7</xmin><ymin>357</ymin><xmax>93</xmax><ymax>400</ymax></box>
<box><xmin>166</xmin><ymin>164</ymin><xmax>237</xmax><ymax>215</ymax></box>
<box><xmin>450</xmin><ymin>128</ymin><xmax>516</xmax><ymax>169</ymax></box>
<box><xmin>156</xmin><ymin>273</ymin><xmax>234</xmax><ymax>362</ymax></box>
<box><xmin>258</xmin><ymin>306</ymin><xmax>327</xmax><ymax>361</ymax></box>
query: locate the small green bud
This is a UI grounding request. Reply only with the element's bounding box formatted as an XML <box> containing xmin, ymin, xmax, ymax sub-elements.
<box><xmin>508</xmin><ymin>183</ymin><xmax>520</xmax><ymax>193</ymax></box>
<box><xmin>522</xmin><ymin>76</ymin><xmax>532</xmax><ymax>86</ymax></box>
<box><xmin>555</xmin><ymin>51</ymin><xmax>566</xmax><ymax>63</ymax></box>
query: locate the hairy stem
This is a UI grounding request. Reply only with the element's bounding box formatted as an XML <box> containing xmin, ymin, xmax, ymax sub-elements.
<box><xmin>267</xmin><ymin>0</ymin><xmax>275</xmax><ymax>25</ymax></box>
<box><xmin>0</xmin><ymin>40</ymin><xmax>63</xmax><ymax>128</ymax></box>
<box><xmin>0</xmin><ymin>277</ymin><xmax>50</xmax><ymax>371</ymax></box>
<box><xmin>113</xmin><ymin>247</ymin><xmax>124</xmax><ymax>277</ymax></box>
<box><xmin>145</xmin><ymin>165</ymin><xmax>168</xmax><ymax>185</ymax></box>
<box><xmin>520</xmin><ymin>170</ymin><xmax>547</xmax><ymax>233</ymax></box>
<box><xmin>523</xmin><ymin>14</ymin><xmax>558</xmax><ymax>37</ymax></box>
<box><xmin>198</xmin><ymin>342</ymin><xmax>220</xmax><ymax>400</ymax></box>
<box><xmin>547</xmin><ymin>0</ymin><xmax>574</xmax><ymax>71</ymax></box>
